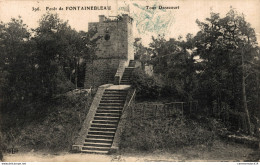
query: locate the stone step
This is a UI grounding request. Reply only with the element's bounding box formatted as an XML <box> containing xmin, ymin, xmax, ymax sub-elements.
<box><xmin>97</xmin><ymin>107</ymin><xmax>123</xmax><ymax>110</ymax></box>
<box><xmin>92</xmin><ymin>120</ymin><xmax>119</xmax><ymax>124</ymax></box>
<box><xmin>105</xmin><ymin>89</ymin><xmax>128</xmax><ymax>91</ymax></box>
<box><xmin>102</xmin><ymin>94</ymin><xmax>127</xmax><ymax>98</ymax></box>
<box><xmin>103</xmin><ymin>93</ymin><xmax>127</xmax><ymax>96</ymax></box>
<box><xmin>87</xmin><ymin>134</ymin><xmax>114</xmax><ymax>139</ymax></box>
<box><xmin>101</xmin><ymin>97</ymin><xmax>125</xmax><ymax>100</ymax></box>
<box><xmin>82</xmin><ymin>146</ymin><xmax>111</xmax><ymax>152</ymax></box>
<box><xmin>94</xmin><ymin>116</ymin><xmax>120</xmax><ymax>120</ymax></box>
<box><xmin>81</xmin><ymin>149</ymin><xmax>109</xmax><ymax>154</ymax></box>
<box><xmin>85</xmin><ymin>138</ymin><xmax>113</xmax><ymax>143</ymax></box>
<box><xmin>104</xmin><ymin>90</ymin><xmax>128</xmax><ymax>93</ymax></box>
<box><xmin>88</xmin><ymin>131</ymin><xmax>115</xmax><ymax>136</ymax></box>
<box><xmin>96</xmin><ymin>107</ymin><xmax>123</xmax><ymax>113</ymax></box>
<box><xmin>96</xmin><ymin>110</ymin><xmax>122</xmax><ymax>114</ymax></box>
<box><xmin>102</xmin><ymin>94</ymin><xmax>127</xmax><ymax>97</ymax></box>
<box><xmin>98</xmin><ymin>106</ymin><xmax>124</xmax><ymax>110</ymax></box>
<box><xmin>90</xmin><ymin>127</ymin><xmax>116</xmax><ymax>132</ymax></box>
<box><xmin>95</xmin><ymin>113</ymin><xmax>121</xmax><ymax>117</ymax></box>
<box><xmin>83</xmin><ymin>142</ymin><xmax>112</xmax><ymax>147</ymax></box>
<box><xmin>104</xmin><ymin>89</ymin><xmax>127</xmax><ymax>92</ymax></box>
<box><xmin>90</xmin><ymin>123</ymin><xmax>118</xmax><ymax>128</ymax></box>
<box><xmin>129</xmin><ymin>61</ymin><xmax>135</xmax><ymax>67</ymax></box>
<box><xmin>100</xmin><ymin>100</ymin><xmax>125</xmax><ymax>103</ymax></box>
<box><xmin>99</xmin><ymin>103</ymin><xmax>124</xmax><ymax>107</ymax></box>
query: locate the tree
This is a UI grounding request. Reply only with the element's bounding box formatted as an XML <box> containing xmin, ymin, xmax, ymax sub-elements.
<box><xmin>33</xmin><ymin>13</ymin><xmax>95</xmax><ymax>92</ymax></box>
<box><xmin>132</xmin><ymin>34</ymin><xmax>198</xmax><ymax>101</ymax></box>
<box><xmin>194</xmin><ymin>8</ymin><xmax>259</xmax><ymax>134</ymax></box>
<box><xmin>0</xmin><ymin>17</ymin><xmax>34</xmax><ymax>110</ymax></box>
<box><xmin>133</xmin><ymin>38</ymin><xmax>151</xmax><ymax>65</ymax></box>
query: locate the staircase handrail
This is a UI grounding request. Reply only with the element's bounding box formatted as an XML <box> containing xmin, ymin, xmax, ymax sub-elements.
<box><xmin>110</xmin><ymin>87</ymin><xmax>136</xmax><ymax>153</ymax></box>
<box><xmin>126</xmin><ymin>88</ymin><xmax>136</xmax><ymax>109</ymax></box>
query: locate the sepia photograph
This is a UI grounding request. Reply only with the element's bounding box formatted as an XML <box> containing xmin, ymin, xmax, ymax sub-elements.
<box><xmin>0</xmin><ymin>0</ymin><xmax>260</xmax><ymax>163</ymax></box>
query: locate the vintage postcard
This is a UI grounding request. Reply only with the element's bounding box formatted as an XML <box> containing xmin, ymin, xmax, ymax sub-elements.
<box><xmin>0</xmin><ymin>0</ymin><xmax>260</xmax><ymax>163</ymax></box>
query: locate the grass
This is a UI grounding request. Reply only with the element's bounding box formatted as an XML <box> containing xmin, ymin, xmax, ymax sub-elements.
<box><xmin>120</xmin><ymin>115</ymin><xmax>216</xmax><ymax>152</ymax></box>
<box><xmin>119</xmin><ymin>112</ymin><xmax>259</xmax><ymax>161</ymax></box>
<box><xmin>1</xmin><ymin>90</ymin><xmax>92</xmax><ymax>152</ymax></box>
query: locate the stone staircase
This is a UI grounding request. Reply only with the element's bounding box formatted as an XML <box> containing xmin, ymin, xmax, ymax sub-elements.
<box><xmin>128</xmin><ymin>60</ymin><xmax>135</xmax><ymax>67</ymax></box>
<box><xmin>81</xmin><ymin>89</ymin><xmax>128</xmax><ymax>154</ymax></box>
<box><xmin>120</xmin><ymin>60</ymin><xmax>135</xmax><ymax>85</ymax></box>
<box><xmin>73</xmin><ymin>60</ymin><xmax>136</xmax><ymax>154</ymax></box>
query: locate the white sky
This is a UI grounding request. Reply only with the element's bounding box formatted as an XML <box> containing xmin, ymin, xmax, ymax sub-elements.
<box><xmin>0</xmin><ymin>0</ymin><xmax>259</xmax><ymax>46</ymax></box>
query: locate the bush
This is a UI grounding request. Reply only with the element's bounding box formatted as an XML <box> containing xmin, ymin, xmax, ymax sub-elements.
<box><xmin>130</xmin><ymin>67</ymin><xmax>163</xmax><ymax>100</ymax></box>
<box><xmin>130</xmin><ymin>67</ymin><xmax>185</xmax><ymax>101</ymax></box>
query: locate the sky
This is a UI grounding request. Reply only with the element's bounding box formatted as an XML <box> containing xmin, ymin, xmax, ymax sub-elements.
<box><xmin>0</xmin><ymin>0</ymin><xmax>259</xmax><ymax>46</ymax></box>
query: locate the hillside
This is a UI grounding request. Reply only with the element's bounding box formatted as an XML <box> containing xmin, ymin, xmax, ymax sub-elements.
<box><xmin>1</xmin><ymin>90</ymin><xmax>92</xmax><ymax>153</ymax></box>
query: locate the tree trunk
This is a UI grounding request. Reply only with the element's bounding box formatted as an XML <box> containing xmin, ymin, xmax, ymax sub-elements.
<box><xmin>256</xmin><ymin>71</ymin><xmax>260</xmax><ymax>139</ymax></box>
<box><xmin>242</xmin><ymin>48</ymin><xmax>252</xmax><ymax>135</ymax></box>
<box><xmin>257</xmin><ymin>72</ymin><xmax>260</xmax><ymax>119</ymax></box>
<box><xmin>75</xmin><ymin>58</ymin><xmax>78</xmax><ymax>89</ymax></box>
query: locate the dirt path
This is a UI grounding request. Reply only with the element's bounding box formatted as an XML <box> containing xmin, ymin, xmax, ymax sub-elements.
<box><xmin>2</xmin><ymin>140</ymin><xmax>259</xmax><ymax>162</ymax></box>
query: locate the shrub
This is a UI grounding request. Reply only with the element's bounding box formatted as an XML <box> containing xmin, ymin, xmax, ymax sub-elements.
<box><xmin>130</xmin><ymin>67</ymin><xmax>163</xmax><ymax>100</ymax></box>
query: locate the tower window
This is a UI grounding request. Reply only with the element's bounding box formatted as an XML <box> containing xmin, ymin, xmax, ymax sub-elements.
<box><xmin>104</xmin><ymin>34</ymin><xmax>110</xmax><ymax>41</ymax></box>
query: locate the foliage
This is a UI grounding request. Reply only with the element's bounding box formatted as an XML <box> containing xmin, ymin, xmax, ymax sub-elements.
<box><xmin>194</xmin><ymin>8</ymin><xmax>259</xmax><ymax>134</ymax></box>
<box><xmin>133</xmin><ymin>8</ymin><xmax>260</xmax><ymax>134</ymax></box>
<box><xmin>194</xmin><ymin>8</ymin><xmax>258</xmax><ymax>111</ymax></box>
<box><xmin>133</xmin><ymin>38</ymin><xmax>151</xmax><ymax>64</ymax></box>
<box><xmin>130</xmin><ymin>67</ymin><xmax>164</xmax><ymax>100</ymax></box>
<box><xmin>134</xmin><ymin>34</ymin><xmax>199</xmax><ymax>101</ymax></box>
<box><xmin>0</xmin><ymin>13</ymin><xmax>96</xmax><ymax>113</ymax></box>
<box><xmin>0</xmin><ymin>13</ymin><xmax>98</xmax><ymax>151</ymax></box>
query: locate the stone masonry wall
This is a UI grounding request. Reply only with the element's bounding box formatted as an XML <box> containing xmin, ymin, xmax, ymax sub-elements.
<box><xmin>84</xmin><ymin>59</ymin><xmax>126</xmax><ymax>88</ymax></box>
<box><xmin>88</xmin><ymin>15</ymin><xmax>131</xmax><ymax>59</ymax></box>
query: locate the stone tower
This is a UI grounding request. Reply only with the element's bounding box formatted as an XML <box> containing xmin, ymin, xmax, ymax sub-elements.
<box><xmin>84</xmin><ymin>14</ymin><xmax>134</xmax><ymax>88</ymax></box>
